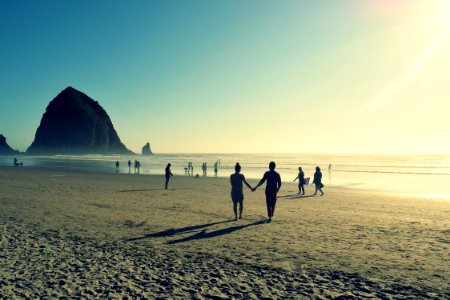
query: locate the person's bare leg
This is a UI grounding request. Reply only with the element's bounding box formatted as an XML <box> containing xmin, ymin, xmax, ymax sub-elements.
<box><xmin>239</xmin><ymin>202</ymin><xmax>243</xmax><ymax>219</ymax></box>
<box><xmin>233</xmin><ymin>203</ymin><xmax>238</xmax><ymax>221</ymax></box>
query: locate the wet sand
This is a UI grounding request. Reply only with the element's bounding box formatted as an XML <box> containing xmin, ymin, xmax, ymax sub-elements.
<box><xmin>1</xmin><ymin>166</ymin><xmax>449</xmax><ymax>298</ymax></box>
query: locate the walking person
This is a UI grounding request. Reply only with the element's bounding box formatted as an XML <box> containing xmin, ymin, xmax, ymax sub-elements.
<box><xmin>313</xmin><ymin>166</ymin><xmax>324</xmax><ymax>196</ymax></box>
<box><xmin>253</xmin><ymin>161</ymin><xmax>282</xmax><ymax>222</ymax></box>
<box><xmin>128</xmin><ymin>160</ymin><xmax>131</xmax><ymax>173</ymax></box>
<box><xmin>134</xmin><ymin>160</ymin><xmax>138</xmax><ymax>174</ymax></box>
<box><xmin>165</xmin><ymin>163</ymin><xmax>173</xmax><ymax>189</ymax></box>
<box><xmin>214</xmin><ymin>161</ymin><xmax>219</xmax><ymax>177</ymax></box>
<box><xmin>202</xmin><ymin>162</ymin><xmax>207</xmax><ymax>176</ymax></box>
<box><xmin>293</xmin><ymin>166</ymin><xmax>305</xmax><ymax>195</ymax></box>
<box><xmin>230</xmin><ymin>163</ymin><xmax>253</xmax><ymax>221</ymax></box>
<box><xmin>115</xmin><ymin>161</ymin><xmax>120</xmax><ymax>173</ymax></box>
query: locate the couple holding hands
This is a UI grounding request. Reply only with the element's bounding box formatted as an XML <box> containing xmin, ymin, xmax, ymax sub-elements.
<box><xmin>230</xmin><ymin>161</ymin><xmax>281</xmax><ymax>222</ymax></box>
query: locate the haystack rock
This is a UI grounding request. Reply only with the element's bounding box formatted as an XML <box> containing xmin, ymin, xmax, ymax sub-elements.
<box><xmin>142</xmin><ymin>142</ymin><xmax>153</xmax><ymax>155</ymax></box>
<box><xmin>26</xmin><ymin>87</ymin><xmax>133</xmax><ymax>155</ymax></box>
<box><xmin>0</xmin><ymin>134</ymin><xmax>19</xmax><ymax>155</ymax></box>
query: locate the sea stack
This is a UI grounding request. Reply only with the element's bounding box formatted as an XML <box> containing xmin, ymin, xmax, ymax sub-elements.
<box><xmin>142</xmin><ymin>142</ymin><xmax>153</xmax><ymax>155</ymax></box>
<box><xmin>26</xmin><ymin>87</ymin><xmax>133</xmax><ymax>155</ymax></box>
<box><xmin>0</xmin><ymin>134</ymin><xmax>19</xmax><ymax>155</ymax></box>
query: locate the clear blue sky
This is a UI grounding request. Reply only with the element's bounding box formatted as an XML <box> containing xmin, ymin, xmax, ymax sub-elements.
<box><xmin>1</xmin><ymin>0</ymin><xmax>449</xmax><ymax>153</ymax></box>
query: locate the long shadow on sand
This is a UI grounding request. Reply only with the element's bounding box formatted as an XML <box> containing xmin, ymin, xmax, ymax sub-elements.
<box><xmin>167</xmin><ymin>220</ymin><xmax>267</xmax><ymax>244</ymax></box>
<box><xmin>117</xmin><ymin>188</ymin><xmax>192</xmax><ymax>193</ymax></box>
<box><xmin>279</xmin><ymin>194</ymin><xmax>316</xmax><ymax>200</ymax></box>
<box><xmin>124</xmin><ymin>220</ymin><xmax>233</xmax><ymax>242</ymax></box>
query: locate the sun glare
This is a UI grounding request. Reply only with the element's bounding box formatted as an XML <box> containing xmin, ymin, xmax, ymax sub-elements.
<box><xmin>359</xmin><ymin>0</ymin><xmax>450</xmax><ymax>114</ymax></box>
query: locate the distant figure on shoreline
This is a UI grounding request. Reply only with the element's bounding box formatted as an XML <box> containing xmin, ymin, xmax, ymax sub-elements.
<box><xmin>188</xmin><ymin>161</ymin><xmax>194</xmax><ymax>175</ymax></box>
<box><xmin>230</xmin><ymin>163</ymin><xmax>253</xmax><ymax>221</ymax></box>
<box><xmin>214</xmin><ymin>161</ymin><xmax>219</xmax><ymax>177</ymax></box>
<box><xmin>293</xmin><ymin>166</ymin><xmax>305</xmax><ymax>195</ymax></box>
<box><xmin>128</xmin><ymin>160</ymin><xmax>131</xmax><ymax>173</ymax></box>
<box><xmin>137</xmin><ymin>161</ymin><xmax>141</xmax><ymax>174</ymax></box>
<box><xmin>134</xmin><ymin>160</ymin><xmax>138</xmax><ymax>174</ymax></box>
<box><xmin>253</xmin><ymin>161</ymin><xmax>282</xmax><ymax>222</ymax></box>
<box><xmin>165</xmin><ymin>163</ymin><xmax>173</xmax><ymax>189</ymax></box>
<box><xmin>184</xmin><ymin>167</ymin><xmax>188</xmax><ymax>175</ymax></box>
<box><xmin>115</xmin><ymin>161</ymin><xmax>119</xmax><ymax>172</ymax></box>
<box><xmin>202</xmin><ymin>162</ymin><xmax>207</xmax><ymax>176</ymax></box>
<box><xmin>313</xmin><ymin>166</ymin><xmax>324</xmax><ymax>196</ymax></box>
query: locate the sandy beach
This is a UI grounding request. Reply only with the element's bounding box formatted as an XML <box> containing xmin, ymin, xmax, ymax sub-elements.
<box><xmin>0</xmin><ymin>166</ymin><xmax>449</xmax><ymax>299</ymax></box>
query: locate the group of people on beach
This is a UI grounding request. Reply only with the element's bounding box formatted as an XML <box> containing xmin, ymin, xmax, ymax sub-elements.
<box><xmin>116</xmin><ymin>160</ymin><xmax>141</xmax><ymax>174</ymax></box>
<box><xmin>184</xmin><ymin>160</ymin><xmax>220</xmax><ymax>177</ymax></box>
<box><xmin>293</xmin><ymin>166</ymin><xmax>324</xmax><ymax>196</ymax></box>
<box><xmin>116</xmin><ymin>159</ymin><xmax>324</xmax><ymax>222</ymax></box>
<box><xmin>229</xmin><ymin>162</ymin><xmax>324</xmax><ymax>222</ymax></box>
<box><xmin>13</xmin><ymin>157</ymin><xmax>23</xmax><ymax>167</ymax></box>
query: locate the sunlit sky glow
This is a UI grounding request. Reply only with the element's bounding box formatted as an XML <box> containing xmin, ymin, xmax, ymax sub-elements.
<box><xmin>1</xmin><ymin>0</ymin><xmax>449</xmax><ymax>153</ymax></box>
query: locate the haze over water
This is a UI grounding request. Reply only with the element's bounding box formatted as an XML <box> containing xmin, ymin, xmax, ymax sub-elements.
<box><xmin>3</xmin><ymin>153</ymin><xmax>449</xmax><ymax>200</ymax></box>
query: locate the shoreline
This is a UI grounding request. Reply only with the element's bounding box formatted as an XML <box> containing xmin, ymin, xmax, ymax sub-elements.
<box><xmin>1</xmin><ymin>166</ymin><xmax>449</xmax><ymax>298</ymax></box>
<box><xmin>3</xmin><ymin>163</ymin><xmax>450</xmax><ymax>201</ymax></box>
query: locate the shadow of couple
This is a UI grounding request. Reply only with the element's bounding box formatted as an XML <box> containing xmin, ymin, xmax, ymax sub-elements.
<box><xmin>125</xmin><ymin>219</ymin><xmax>267</xmax><ymax>244</ymax></box>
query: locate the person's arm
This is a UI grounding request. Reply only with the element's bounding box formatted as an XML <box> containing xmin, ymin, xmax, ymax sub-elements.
<box><xmin>293</xmin><ymin>175</ymin><xmax>298</xmax><ymax>182</ymax></box>
<box><xmin>230</xmin><ymin>175</ymin><xmax>233</xmax><ymax>186</ymax></box>
<box><xmin>253</xmin><ymin>174</ymin><xmax>267</xmax><ymax>191</ymax></box>
<box><xmin>277</xmin><ymin>174</ymin><xmax>282</xmax><ymax>193</ymax></box>
<box><xmin>242</xmin><ymin>175</ymin><xmax>253</xmax><ymax>190</ymax></box>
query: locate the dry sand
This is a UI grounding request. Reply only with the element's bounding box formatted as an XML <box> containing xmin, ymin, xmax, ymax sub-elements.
<box><xmin>0</xmin><ymin>166</ymin><xmax>449</xmax><ymax>299</ymax></box>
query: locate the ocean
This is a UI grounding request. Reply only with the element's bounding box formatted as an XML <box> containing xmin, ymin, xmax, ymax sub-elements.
<box><xmin>1</xmin><ymin>153</ymin><xmax>449</xmax><ymax>200</ymax></box>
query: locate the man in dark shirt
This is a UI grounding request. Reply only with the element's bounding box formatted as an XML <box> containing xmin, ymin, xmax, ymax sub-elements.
<box><xmin>253</xmin><ymin>161</ymin><xmax>282</xmax><ymax>222</ymax></box>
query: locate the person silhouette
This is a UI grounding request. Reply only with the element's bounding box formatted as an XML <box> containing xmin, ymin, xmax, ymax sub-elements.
<box><xmin>165</xmin><ymin>163</ymin><xmax>173</xmax><ymax>189</ymax></box>
<box><xmin>253</xmin><ymin>161</ymin><xmax>282</xmax><ymax>222</ymax></box>
<box><xmin>230</xmin><ymin>163</ymin><xmax>253</xmax><ymax>221</ymax></box>
<box><xmin>115</xmin><ymin>161</ymin><xmax>119</xmax><ymax>172</ymax></box>
<box><xmin>202</xmin><ymin>162</ymin><xmax>207</xmax><ymax>176</ymax></box>
<box><xmin>134</xmin><ymin>160</ymin><xmax>138</xmax><ymax>174</ymax></box>
<box><xmin>128</xmin><ymin>160</ymin><xmax>131</xmax><ymax>173</ymax></box>
<box><xmin>313</xmin><ymin>166</ymin><xmax>324</xmax><ymax>196</ymax></box>
<box><xmin>293</xmin><ymin>166</ymin><xmax>305</xmax><ymax>195</ymax></box>
<box><xmin>13</xmin><ymin>157</ymin><xmax>18</xmax><ymax>166</ymax></box>
<box><xmin>214</xmin><ymin>161</ymin><xmax>219</xmax><ymax>177</ymax></box>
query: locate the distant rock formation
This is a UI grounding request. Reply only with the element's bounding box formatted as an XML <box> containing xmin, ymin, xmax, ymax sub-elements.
<box><xmin>26</xmin><ymin>87</ymin><xmax>133</xmax><ymax>155</ymax></box>
<box><xmin>0</xmin><ymin>134</ymin><xmax>19</xmax><ymax>155</ymax></box>
<box><xmin>142</xmin><ymin>142</ymin><xmax>153</xmax><ymax>155</ymax></box>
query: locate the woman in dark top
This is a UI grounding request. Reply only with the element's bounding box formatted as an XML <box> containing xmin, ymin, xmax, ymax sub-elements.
<box><xmin>313</xmin><ymin>166</ymin><xmax>324</xmax><ymax>196</ymax></box>
<box><xmin>165</xmin><ymin>163</ymin><xmax>173</xmax><ymax>189</ymax></box>
<box><xmin>230</xmin><ymin>163</ymin><xmax>253</xmax><ymax>221</ymax></box>
<box><xmin>293</xmin><ymin>166</ymin><xmax>305</xmax><ymax>195</ymax></box>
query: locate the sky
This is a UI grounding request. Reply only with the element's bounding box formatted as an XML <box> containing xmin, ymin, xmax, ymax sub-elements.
<box><xmin>1</xmin><ymin>0</ymin><xmax>449</xmax><ymax>154</ymax></box>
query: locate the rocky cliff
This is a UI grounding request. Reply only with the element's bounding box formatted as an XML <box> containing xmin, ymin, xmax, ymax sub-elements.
<box><xmin>0</xmin><ymin>134</ymin><xmax>19</xmax><ymax>155</ymax></box>
<box><xmin>27</xmin><ymin>87</ymin><xmax>132</xmax><ymax>155</ymax></box>
<box><xmin>142</xmin><ymin>142</ymin><xmax>153</xmax><ymax>155</ymax></box>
